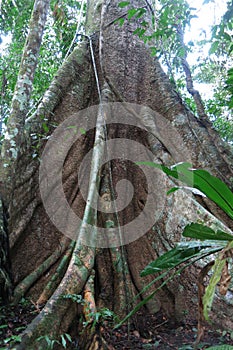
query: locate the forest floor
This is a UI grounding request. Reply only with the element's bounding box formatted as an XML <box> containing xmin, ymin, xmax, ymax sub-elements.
<box><xmin>1</xmin><ymin>301</ymin><xmax>233</xmax><ymax>349</ymax></box>
<box><xmin>101</xmin><ymin>311</ymin><xmax>233</xmax><ymax>350</ymax></box>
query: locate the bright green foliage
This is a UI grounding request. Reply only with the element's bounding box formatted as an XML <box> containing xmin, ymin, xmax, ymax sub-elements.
<box><xmin>0</xmin><ymin>0</ymin><xmax>33</xmax><ymax>39</ymax></box>
<box><xmin>226</xmin><ymin>68</ymin><xmax>233</xmax><ymax>109</ymax></box>
<box><xmin>118</xmin><ymin>0</ymin><xmax>233</xmax><ymax>142</ymax></box>
<box><xmin>37</xmin><ymin>333</ymin><xmax>72</xmax><ymax>350</ymax></box>
<box><xmin>143</xmin><ymin>162</ymin><xmax>233</xmax><ymax>322</ymax></box>
<box><xmin>49</xmin><ymin>0</ymin><xmax>86</xmax><ymax>58</ymax></box>
<box><xmin>62</xmin><ymin>293</ymin><xmax>85</xmax><ymax>304</ymax></box>
<box><xmin>141</xmin><ymin>241</ymin><xmax>222</xmax><ymax>276</ymax></box>
<box><xmin>0</xmin><ymin>0</ymin><xmax>34</xmax><ymax>134</ymax></box>
<box><xmin>205</xmin><ymin>1</ymin><xmax>233</xmax><ymax>140</ymax></box>
<box><xmin>83</xmin><ymin>307</ymin><xmax>119</xmax><ymax>329</ymax></box>
<box><xmin>138</xmin><ymin>161</ymin><xmax>233</xmax><ymax>219</ymax></box>
<box><xmin>183</xmin><ymin>223</ymin><xmax>233</xmax><ymax>241</ymax></box>
<box><xmin>194</xmin><ymin>1</ymin><xmax>233</xmax><ymax>140</ymax></box>
<box><xmin>62</xmin><ymin>293</ymin><xmax>119</xmax><ymax>329</ymax></box>
<box><xmin>0</xmin><ymin>0</ymin><xmax>84</xmax><ymax>134</ymax></box>
<box><xmin>119</xmin><ymin>162</ymin><xmax>233</xmax><ymax>327</ymax></box>
<box><xmin>118</xmin><ymin>0</ymin><xmax>195</xmax><ymax>59</ymax></box>
<box><xmin>118</xmin><ymin>1</ymin><xmax>130</xmax><ymax>8</ymax></box>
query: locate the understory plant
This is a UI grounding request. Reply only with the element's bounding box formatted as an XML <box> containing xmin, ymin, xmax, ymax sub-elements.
<box><xmin>116</xmin><ymin>162</ymin><xmax>233</xmax><ymax>348</ymax></box>
<box><xmin>36</xmin><ymin>333</ymin><xmax>72</xmax><ymax>350</ymax></box>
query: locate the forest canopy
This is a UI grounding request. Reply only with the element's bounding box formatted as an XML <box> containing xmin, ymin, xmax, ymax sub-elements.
<box><xmin>0</xmin><ymin>0</ymin><xmax>233</xmax><ymax>143</ymax></box>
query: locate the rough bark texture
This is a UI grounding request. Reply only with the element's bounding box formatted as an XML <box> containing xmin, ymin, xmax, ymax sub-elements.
<box><xmin>0</xmin><ymin>199</ymin><xmax>12</xmax><ymax>304</ymax></box>
<box><xmin>1</xmin><ymin>0</ymin><xmax>233</xmax><ymax>349</ymax></box>
<box><xmin>1</xmin><ymin>0</ymin><xmax>50</xmax><ymax>171</ymax></box>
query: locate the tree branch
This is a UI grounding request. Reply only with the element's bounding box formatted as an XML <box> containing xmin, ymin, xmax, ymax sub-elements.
<box><xmin>1</xmin><ymin>0</ymin><xmax>50</xmax><ymax>193</ymax></box>
<box><xmin>176</xmin><ymin>24</ymin><xmax>207</xmax><ymax>120</ymax></box>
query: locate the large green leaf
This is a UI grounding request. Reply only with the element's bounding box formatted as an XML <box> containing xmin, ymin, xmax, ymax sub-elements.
<box><xmin>137</xmin><ymin>161</ymin><xmax>182</xmax><ymax>180</ymax></box>
<box><xmin>137</xmin><ymin>162</ymin><xmax>233</xmax><ymax>220</ymax></box>
<box><xmin>117</xmin><ymin>245</ymin><xmax>220</xmax><ymax>329</ymax></box>
<box><xmin>116</xmin><ymin>255</ymin><xmax>198</xmax><ymax>329</ymax></box>
<box><xmin>140</xmin><ymin>243</ymin><xmax>220</xmax><ymax>277</ymax></box>
<box><xmin>127</xmin><ymin>8</ymin><xmax>138</xmax><ymax>19</ymax></box>
<box><xmin>191</xmin><ymin>169</ymin><xmax>233</xmax><ymax>219</ymax></box>
<box><xmin>167</xmin><ymin>163</ymin><xmax>233</xmax><ymax>219</ymax></box>
<box><xmin>183</xmin><ymin>223</ymin><xmax>233</xmax><ymax>241</ymax></box>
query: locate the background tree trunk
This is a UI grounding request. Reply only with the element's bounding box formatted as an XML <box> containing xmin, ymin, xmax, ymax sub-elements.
<box><xmin>1</xmin><ymin>0</ymin><xmax>233</xmax><ymax>349</ymax></box>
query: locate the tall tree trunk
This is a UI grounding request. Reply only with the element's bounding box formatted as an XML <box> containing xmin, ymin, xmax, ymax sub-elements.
<box><xmin>0</xmin><ymin>0</ymin><xmax>50</xmax><ymax>306</ymax></box>
<box><xmin>1</xmin><ymin>0</ymin><xmax>233</xmax><ymax>349</ymax></box>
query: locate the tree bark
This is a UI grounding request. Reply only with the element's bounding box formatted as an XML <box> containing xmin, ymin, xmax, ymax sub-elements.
<box><xmin>1</xmin><ymin>0</ymin><xmax>50</xmax><ymax>172</ymax></box>
<box><xmin>1</xmin><ymin>0</ymin><xmax>233</xmax><ymax>349</ymax></box>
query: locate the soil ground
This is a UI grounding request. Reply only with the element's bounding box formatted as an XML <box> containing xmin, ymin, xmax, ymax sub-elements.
<box><xmin>1</xmin><ymin>301</ymin><xmax>233</xmax><ymax>349</ymax></box>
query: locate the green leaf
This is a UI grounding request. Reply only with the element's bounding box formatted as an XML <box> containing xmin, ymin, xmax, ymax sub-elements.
<box><xmin>64</xmin><ymin>333</ymin><xmax>72</xmax><ymax>342</ymax></box>
<box><xmin>138</xmin><ymin>162</ymin><xmax>233</xmax><ymax>220</ymax></box>
<box><xmin>138</xmin><ymin>28</ymin><xmax>146</xmax><ymax>38</ymax></box>
<box><xmin>61</xmin><ymin>335</ymin><xmax>67</xmax><ymax>348</ymax></box>
<box><xmin>0</xmin><ymin>325</ymin><xmax>7</xmax><ymax>329</ymax></box>
<box><xmin>136</xmin><ymin>8</ymin><xmax>147</xmax><ymax>18</ymax></box>
<box><xmin>183</xmin><ymin>223</ymin><xmax>233</xmax><ymax>241</ymax></box>
<box><xmin>79</xmin><ymin>127</ymin><xmax>86</xmax><ymax>135</ymax></box>
<box><xmin>177</xmin><ymin>47</ymin><xmax>186</xmax><ymax>58</ymax></box>
<box><xmin>133</xmin><ymin>28</ymin><xmax>143</xmax><ymax>35</ymax></box>
<box><xmin>168</xmin><ymin>186</ymin><xmax>206</xmax><ymax>197</ymax></box>
<box><xmin>118</xmin><ymin>1</ymin><xmax>130</xmax><ymax>8</ymax></box>
<box><xmin>140</xmin><ymin>20</ymin><xmax>148</xmax><ymax>27</ymax></box>
<box><xmin>116</xmin><ymin>17</ymin><xmax>125</xmax><ymax>26</ymax></box>
<box><xmin>4</xmin><ymin>335</ymin><xmax>21</xmax><ymax>344</ymax></box>
<box><xmin>228</xmin><ymin>98</ymin><xmax>233</xmax><ymax>109</ymax></box>
<box><xmin>127</xmin><ymin>8</ymin><xmax>138</xmax><ymax>19</ymax></box>
<box><xmin>115</xmin><ymin>287</ymin><xmax>158</xmax><ymax>328</ymax></box>
<box><xmin>161</xmin><ymin>6</ymin><xmax>169</xmax><ymax>24</ymax></box>
<box><xmin>137</xmin><ymin>161</ymin><xmax>181</xmax><ymax>180</ymax></box>
<box><xmin>223</xmin><ymin>32</ymin><xmax>232</xmax><ymax>42</ymax></box>
<box><xmin>150</xmin><ymin>46</ymin><xmax>157</xmax><ymax>56</ymax></box>
<box><xmin>42</xmin><ymin>122</ymin><xmax>49</xmax><ymax>133</ymax></box>
<box><xmin>117</xmin><ymin>247</ymin><xmax>218</xmax><ymax>329</ymax></box>
<box><xmin>209</xmin><ymin>41</ymin><xmax>219</xmax><ymax>54</ymax></box>
<box><xmin>167</xmin><ymin>187</ymin><xmax>179</xmax><ymax>195</ymax></box>
<box><xmin>140</xmin><ymin>244</ymin><xmax>217</xmax><ymax>276</ymax></box>
<box><xmin>133</xmin><ymin>28</ymin><xmax>147</xmax><ymax>38</ymax></box>
<box><xmin>191</xmin><ymin>169</ymin><xmax>233</xmax><ymax>220</ymax></box>
<box><xmin>138</xmin><ymin>162</ymin><xmax>196</xmax><ymax>189</ymax></box>
<box><xmin>229</xmin><ymin>44</ymin><xmax>233</xmax><ymax>54</ymax></box>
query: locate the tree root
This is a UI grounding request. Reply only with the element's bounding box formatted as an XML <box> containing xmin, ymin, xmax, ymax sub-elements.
<box><xmin>83</xmin><ymin>271</ymin><xmax>96</xmax><ymax>323</ymax></box>
<box><xmin>15</xmin><ymin>245</ymin><xmax>95</xmax><ymax>350</ymax></box>
<box><xmin>36</xmin><ymin>240</ymin><xmax>75</xmax><ymax>306</ymax></box>
<box><xmin>13</xmin><ymin>236</ymin><xmax>69</xmax><ymax>304</ymax></box>
<box><xmin>79</xmin><ymin>325</ymin><xmax>110</xmax><ymax>350</ymax></box>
